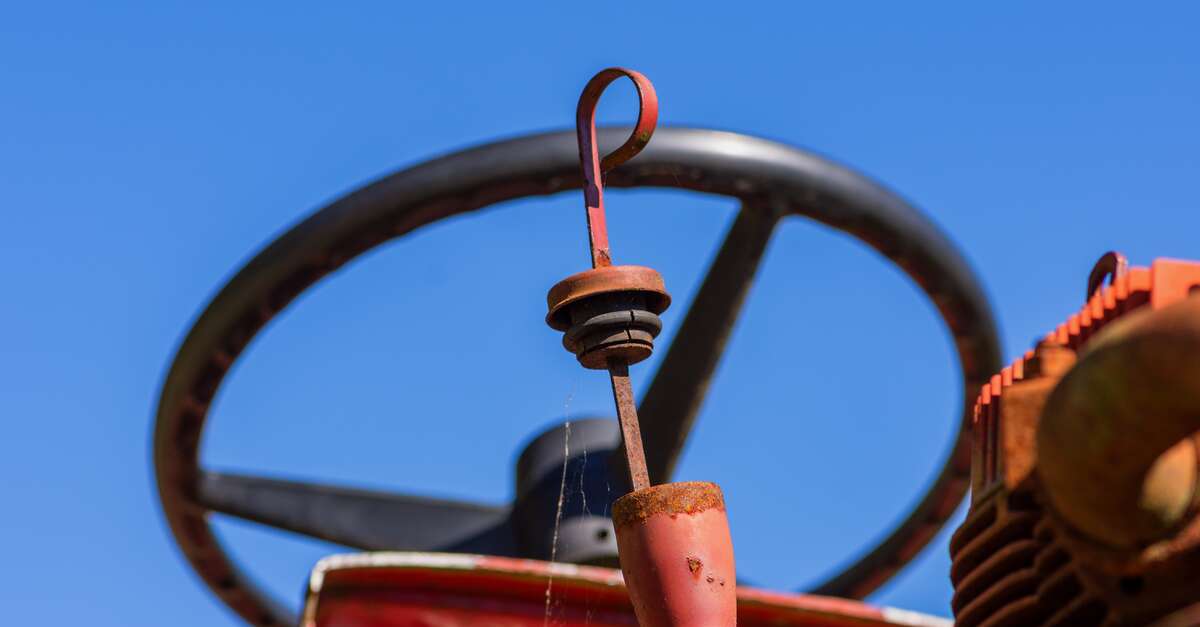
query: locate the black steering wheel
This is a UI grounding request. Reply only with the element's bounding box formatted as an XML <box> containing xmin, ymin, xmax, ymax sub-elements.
<box><xmin>153</xmin><ymin>126</ymin><xmax>1001</xmax><ymax>626</ymax></box>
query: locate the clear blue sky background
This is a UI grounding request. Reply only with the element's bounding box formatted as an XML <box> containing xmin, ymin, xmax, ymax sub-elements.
<box><xmin>3</xmin><ymin>3</ymin><xmax>1198</xmax><ymax>625</ymax></box>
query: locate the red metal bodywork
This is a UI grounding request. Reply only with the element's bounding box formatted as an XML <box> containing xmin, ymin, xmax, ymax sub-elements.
<box><xmin>952</xmin><ymin>256</ymin><xmax>1200</xmax><ymax>625</ymax></box>
<box><xmin>303</xmin><ymin>553</ymin><xmax>951</xmax><ymax>627</ymax></box>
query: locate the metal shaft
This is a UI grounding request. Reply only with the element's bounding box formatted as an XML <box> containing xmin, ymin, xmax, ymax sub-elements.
<box><xmin>575</xmin><ymin>68</ymin><xmax>658</xmax><ymax>270</ymax></box>
<box><xmin>573</xmin><ymin>68</ymin><xmax>659</xmax><ymax>493</ymax></box>
<box><xmin>608</xmin><ymin>359</ymin><xmax>650</xmax><ymax>491</ymax></box>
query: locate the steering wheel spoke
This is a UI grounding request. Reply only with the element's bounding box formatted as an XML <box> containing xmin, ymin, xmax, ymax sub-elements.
<box><xmin>636</xmin><ymin>203</ymin><xmax>782</xmax><ymax>483</ymax></box>
<box><xmin>198</xmin><ymin>471</ymin><xmax>515</xmax><ymax>555</ymax></box>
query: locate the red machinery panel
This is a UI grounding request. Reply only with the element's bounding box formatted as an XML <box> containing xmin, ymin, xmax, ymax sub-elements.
<box><xmin>303</xmin><ymin>553</ymin><xmax>951</xmax><ymax>627</ymax></box>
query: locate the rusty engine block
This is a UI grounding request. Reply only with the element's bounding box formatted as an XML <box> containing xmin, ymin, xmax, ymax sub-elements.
<box><xmin>950</xmin><ymin>255</ymin><xmax>1200</xmax><ymax>626</ymax></box>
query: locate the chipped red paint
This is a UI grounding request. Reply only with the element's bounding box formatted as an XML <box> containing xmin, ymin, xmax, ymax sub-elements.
<box><xmin>303</xmin><ymin>553</ymin><xmax>951</xmax><ymax>627</ymax></box>
<box><xmin>574</xmin><ymin>67</ymin><xmax>658</xmax><ymax>269</ymax></box>
<box><xmin>613</xmin><ymin>483</ymin><xmax>736</xmax><ymax>627</ymax></box>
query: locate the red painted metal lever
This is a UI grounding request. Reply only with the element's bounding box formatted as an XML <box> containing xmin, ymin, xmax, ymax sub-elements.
<box><xmin>575</xmin><ymin>67</ymin><xmax>658</xmax><ymax>269</ymax></box>
<box><xmin>573</xmin><ymin>67</ymin><xmax>661</xmax><ymax>491</ymax></box>
<box><xmin>566</xmin><ymin>68</ymin><xmax>736</xmax><ymax>627</ymax></box>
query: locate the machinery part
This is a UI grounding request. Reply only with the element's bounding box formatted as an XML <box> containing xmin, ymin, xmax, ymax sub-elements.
<box><xmin>562</xmin><ymin>308</ymin><xmax>663</xmax><ymax>367</ymax></box>
<box><xmin>609</xmin><ymin>360</ymin><xmax>653</xmax><ymax>492</ymax></box>
<box><xmin>1086</xmin><ymin>251</ymin><xmax>1129</xmax><ymax>300</ymax></box>
<box><xmin>513</xmin><ymin>419</ymin><xmax>623</xmax><ymax>566</ymax></box>
<box><xmin>198</xmin><ymin>472</ymin><xmax>514</xmax><ymax>555</ymax></box>
<box><xmin>1039</xmin><ymin>295</ymin><xmax>1200</xmax><ymax>550</ymax></box>
<box><xmin>612</xmin><ymin>482</ymin><xmax>737</xmax><ymax>627</ymax></box>
<box><xmin>1035</xmin><ymin>295</ymin><xmax>1200</xmax><ymax>625</ymax></box>
<box><xmin>952</xmin><ymin>256</ymin><xmax>1200</xmax><ymax>626</ymax></box>
<box><xmin>574</xmin><ymin>67</ymin><xmax>657</xmax><ymax>269</ymax></box>
<box><xmin>154</xmin><ymin>124</ymin><xmax>999</xmax><ymax>625</ymax></box>
<box><xmin>551</xmin><ymin>69</ymin><xmax>736</xmax><ymax>626</ymax></box>
<box><xmin>301</xmin><ymin>552</ymin><xmax>953</xmax><ymax>627</ymax></box>
<box><xmin>950</xmin><ymin>343</ymin><xmax>1097</xmax><ymax>627</ymax></box>
<box><xmin>547</xmin><ymin>265</ymin><xmax>670</xmax><ymax>370</ymax></box>
<box><xmin>549</xmin><ymin>67</ymin><xmax>666</xmax><ymax>491</ymax></box>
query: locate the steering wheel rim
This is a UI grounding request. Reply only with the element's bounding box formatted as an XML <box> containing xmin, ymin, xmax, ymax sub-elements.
<box><xmin>154</xmin><ymin>126</ymin><xmax>1001</xmax><ymax>626</ymax></box>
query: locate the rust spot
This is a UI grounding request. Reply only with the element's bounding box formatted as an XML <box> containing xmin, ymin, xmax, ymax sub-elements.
<box><xmin>613</xmin><ymin>482</ymin><xmax>725</xmax><ymax>527</ymax></box>
<box><xmin>687</xmin><ymin>557</ymin><xmax>702</xmax><ymax>574</ymax></box>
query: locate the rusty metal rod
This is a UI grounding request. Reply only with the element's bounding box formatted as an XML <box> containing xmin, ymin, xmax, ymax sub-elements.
<box><xmin>574</xmin><ymin>68</ymin><xmax>660</xmax><ymax>491</ymax></box>
<box><xmin>609</xmin><ymin>359</ymin><xmax>651</xmax><ymax>491</ymax></box>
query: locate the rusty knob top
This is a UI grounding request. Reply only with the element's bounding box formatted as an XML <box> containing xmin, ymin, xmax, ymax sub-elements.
<box><xmin>544</xmin><ymin>265</ymin><xmax>671</xmax><ymax>369</ymax></box>
<box><xmin>611</xmin><ymin>481</ymin><xmax>726</xmax><ymax>528</ymax></box>
<box><xmin>546</xmin><ymin>265</ymin><xmax>670</xmax><ymax>331</ymax></box>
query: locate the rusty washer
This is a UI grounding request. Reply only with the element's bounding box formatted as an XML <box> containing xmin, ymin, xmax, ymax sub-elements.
<box><xmin>546</xmin><ymin>264</ymin><xmax>671</xmax><ymax>369</ymax></box>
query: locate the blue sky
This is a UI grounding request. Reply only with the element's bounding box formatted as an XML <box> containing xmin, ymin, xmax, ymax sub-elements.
<box><xmin>2</xmin><ymin>3</ymin><xmax>1198</xmax><ymax>625</ymax></box>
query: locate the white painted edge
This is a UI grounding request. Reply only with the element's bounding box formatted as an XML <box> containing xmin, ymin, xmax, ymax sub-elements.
<box><xmin>881</xmin><ymin>606</ymin><xmax>955</xmax><ymax>627</ymax></box>
<box><xmin>301</xmin><ymin>551</ymin><xmax>954</xmax><ymax>627</ymax></box>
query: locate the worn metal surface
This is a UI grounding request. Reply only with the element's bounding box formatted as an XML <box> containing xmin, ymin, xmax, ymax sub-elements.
<box><xmin>545</xmin><ymin>265</ymin><xmax>670</xmax><ymax>369</ymax></box>
<box><xmin>950</xmin><ymin>500</ymin><xmax>1107</xmax><ymax>627</ymax></box>
<box><xmin>575</xmin><ymin>68</ymin><xmax>657</xmax><ymax>269</ymax></box>
<box><xmin>569</xmin><ymin>73</ymin><xmax>737</xmax><ymax>627</ymax></box>
<box><xmin>154</xmin><ymin>125</ymin><xmax>1000</xmax><ymax>625</ymax></box>
<box><xmin>512</xmin><ymin>419</ymin><xmax>624</xmax><ymax>566</ymax></box>
<box><xmin>954</xmin><ymin>256</ymin><xmax>1200</xmax><ymax>626</ymax></box>
<box><xmin>609</xmin><ymin>361</ymin><xmax>652</xmax><ymax>492</ymax></box>
<box><xmin>302</xmin><ymin>552</ymin><xmax>952</xmax><ymax>627</ymax></box>
<box><xmin>1039</xmin><ymin>296</ymin><xmax>1200</xmax><ymax>549</ymax></box>
<box><xmin>611</xmin><ymin>483</ymin><xmax>736</xmax><ymax>627</ymax></box>
<box><xmin>555</xmin><ymin>68</ymin><xmax>669</xmax><ymax>493</ymax></box>
<box><xmin>968</xmin><ymin>342</ymin><xmax>1075</xmax><ymax>504</ymax></box>
<box><xmin>950</xmin><ymin>342</ymin><xmax>1100</xmax><ymax>627</ymax></box>
<box><xmin>546</xmin><ymin>266</ymin><xmax>670</xmax><ymax>331</ymax></box>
